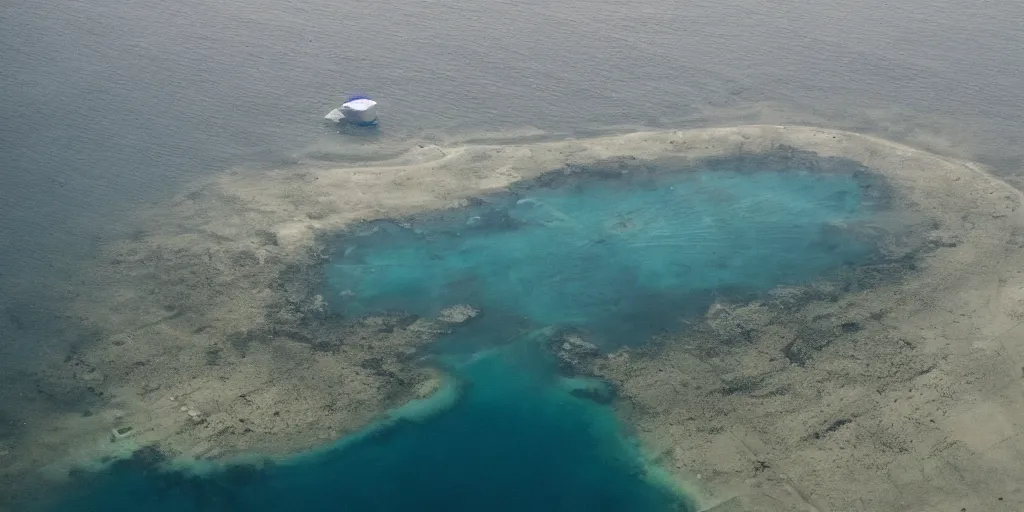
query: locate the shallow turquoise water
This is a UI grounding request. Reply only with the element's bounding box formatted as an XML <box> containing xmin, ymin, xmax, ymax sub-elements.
<box><xmin>328</xmin><ymin>158</ymin><xmax>878</xmax><ymax>348</ymax></box>
<box><xmin>44</xmin><ymin>158</ymin><xmax>882</xmax><ymax>511</ymax></box>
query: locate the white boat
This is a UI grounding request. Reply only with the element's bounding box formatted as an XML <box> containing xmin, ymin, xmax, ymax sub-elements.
<box><xmin>325</xmin><ymin>96</ymin><xmax>378</xmax><ymax>125</ymax></box>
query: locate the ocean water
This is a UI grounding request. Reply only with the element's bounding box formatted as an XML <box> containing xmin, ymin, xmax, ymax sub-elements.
<box><xmin>4</xmin><ymin>0</ymin><xmax>1024</xmax><ymax>509</ymax></box>
<box><xmin>45</xmin><ymin>344</ymin><xmax>689</xmax><ymax>512</ymax></box>
<box><xmin>3</xmin><ymin>0</ymin><xmax>1023</xmax><ymax>292</ymax></box>
<box><xmin>39</xmin><ymin>158</ymin><xmax>881</xmax><ymax>511</ymax></box>
<box><xmin>3</xmin><ymin>0</ymin><xmax>1023</xmax><ymax>396</ymax></box>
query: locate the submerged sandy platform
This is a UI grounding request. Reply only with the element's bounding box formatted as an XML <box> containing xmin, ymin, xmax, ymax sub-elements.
<box><xmin>3</xmin><ymin>125</ymin><xmax>1023</xmax><ymax>510</ymax></box>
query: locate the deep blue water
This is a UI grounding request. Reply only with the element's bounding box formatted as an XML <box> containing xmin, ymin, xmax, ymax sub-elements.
<box><xmin>45</xmin><ymin>343</ymin><xmax>689</xmax><ymax>512</ymax></box>
<box><xmin>41</xmin><ymin>158</ymin><xmax>883</xmax><ymax>511</ymax></box>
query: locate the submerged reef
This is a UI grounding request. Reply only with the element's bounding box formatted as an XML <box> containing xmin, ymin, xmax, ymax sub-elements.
<box><xmin>2</xmin><ymin>126</ymin><xmax>1023</xmax><ymax>512</ymax></box>
<box><xmin>325</xmin><ymin>151</ymin><xmax>890</xmax><ymax>351</ymax></box>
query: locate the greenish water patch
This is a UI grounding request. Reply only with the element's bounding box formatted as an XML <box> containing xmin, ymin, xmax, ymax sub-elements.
<box><xmin>329</xmin><ymin>155</ymin><xmax>883</xmax><ymax>350</ymax></box>
<box><xmin>42</xmin><ymin>154</ymin><xmax>887</xmax><ymax>511</ymax></box>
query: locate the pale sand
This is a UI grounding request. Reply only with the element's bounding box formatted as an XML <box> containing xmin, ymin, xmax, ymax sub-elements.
<box><xmin>2</xmin><ymin>125</ymin><xmax>1021</xmax><ymax>511</ymax></box>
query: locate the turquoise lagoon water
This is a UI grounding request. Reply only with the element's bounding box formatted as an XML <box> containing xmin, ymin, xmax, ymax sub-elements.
<box><xmin>44</xmin><ymin>156</ymin><xmax>883</xmax><ymax>511</ymax></box>
<box><xmin>328</xmin><ymin>156</ymin><xmax>880</xmax><ymax>350</ymax></box>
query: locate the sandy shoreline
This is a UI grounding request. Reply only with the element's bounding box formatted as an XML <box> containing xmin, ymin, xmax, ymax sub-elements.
<box><xmin>3</xmin><ymin>125</ymin><xmax>1022</xmax><ymax>510</ymax></box>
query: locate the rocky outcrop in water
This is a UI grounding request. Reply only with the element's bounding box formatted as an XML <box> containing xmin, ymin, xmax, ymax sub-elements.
<box><xmin>549</xmin><ymin>330</ymin><xmax>601</xmax><ymax>374</ymax></box>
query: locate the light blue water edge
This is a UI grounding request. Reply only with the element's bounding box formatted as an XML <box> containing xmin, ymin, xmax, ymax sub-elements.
<box><xmin>43</xmin><ymin>151</ymin><xmax>901</xmax><ymax>512</ymax></box>
<box><xmin>326</xmin><ymin>152</ymin><xmax>892</xmax><ymax>353</ymax></box>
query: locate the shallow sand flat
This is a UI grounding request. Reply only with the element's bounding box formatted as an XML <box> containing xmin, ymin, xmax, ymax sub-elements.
<box><xmin>3</xmin><ymin>125</ymin><xmax>1021</xmax><ymax>509</ymax></box>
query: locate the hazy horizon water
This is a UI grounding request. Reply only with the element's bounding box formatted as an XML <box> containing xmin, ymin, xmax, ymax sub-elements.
<box><xmin>3</xmin><ymin>0</ymin><xmax>1023</xmax><ymax>286</ymax></box>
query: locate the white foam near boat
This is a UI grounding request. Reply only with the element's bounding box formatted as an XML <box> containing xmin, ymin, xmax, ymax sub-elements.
<box><xmin>325</xmin><ymin>97</ymin><xmax>378</xmax><ymax>125</ymax></box>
